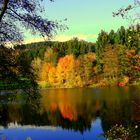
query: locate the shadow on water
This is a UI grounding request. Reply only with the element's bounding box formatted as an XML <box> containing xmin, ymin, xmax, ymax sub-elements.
<box><xmin>0</xmin><ymin>87</ymin><xmax>41</xmax><ymax>127</ymax></box>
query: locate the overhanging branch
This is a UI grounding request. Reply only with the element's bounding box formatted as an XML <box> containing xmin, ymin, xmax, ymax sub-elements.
<box><xmin>0</xmin><ymin>0</ymin><xmax>9</xmax><ymax>22</ymax></box>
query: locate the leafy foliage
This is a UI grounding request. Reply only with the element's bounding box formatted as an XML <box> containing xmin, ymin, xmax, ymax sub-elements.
<box><xmin>16</xmin><ymin>24</ymin><xmax>140</xmax><ymax>88</ymax></box>
<box><xmin>103</xmin><ymin>124</ymin><xmax>138</xmax><ymax>140</ymax></box>
<box><xmin>0</xmin><ymin>0</ymin><xmax>66</xmax><ymax>44</ymax></box>
<box><xmin>95</xmin><ymin>25</ymin><xmax>140</xmax><ymax>86</ymax></box>
<box><xmin>0</xmin><ymin>45</ymin><xmax>37</xmax><ymax>90</ymax></box>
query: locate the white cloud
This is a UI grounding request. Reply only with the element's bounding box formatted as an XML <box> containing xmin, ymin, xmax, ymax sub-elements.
<box><xmin>24</xmin><ymin>37</ymin><xmax>46</xmax><ymax>44</ymax></box>
<box><xmin>53</xmin><ymin>34</ymin><xmax>97</xmax><ymax>42</ymax></box>
<box><xmin>24</xmin><ymin>34</ymin><xmax>97</xmax><ymax>44</ymax></box>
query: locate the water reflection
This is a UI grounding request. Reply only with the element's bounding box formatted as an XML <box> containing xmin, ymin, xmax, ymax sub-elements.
<box><xmin>0</xmin><ymin>87</ymin><xmax>140</xmax><ymax>139</ymax></box>
<box><xmin>0</xmin><ymin>118</ymin><xmax>105</xmax><ymax>140</ymax></box>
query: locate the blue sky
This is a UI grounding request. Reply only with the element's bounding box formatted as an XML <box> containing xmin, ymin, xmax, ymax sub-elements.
<box><xmin>25</xmin><ymin>0</ymin><xmax>134</xmax><ymax>43</ymax></box>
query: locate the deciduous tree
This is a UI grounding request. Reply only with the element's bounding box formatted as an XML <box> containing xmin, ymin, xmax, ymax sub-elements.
<box><xmin>0</xmin><ymin>0</ymin><xmax>65</xmax><ymax>44</ymax></box>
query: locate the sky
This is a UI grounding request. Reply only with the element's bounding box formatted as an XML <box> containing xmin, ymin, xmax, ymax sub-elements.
<box><xmin>25</xmin><ymin>0</ymin><xmax>134</xmax><ymax>43</ymax></box>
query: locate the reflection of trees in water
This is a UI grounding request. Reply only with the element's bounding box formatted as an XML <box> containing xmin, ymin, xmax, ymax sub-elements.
<box><xmin>0</xmin><ymin>89</ymin><xmax>99</xmax><ymax>133</ymax></box>
<box><xmin>0</xmin><ymin>88</ymin><xmax>41</xmax><ymax>127</ymax></box>
<box><xmin>40</xmin><ymin>109</ymin><xmax>92</xmax><ymax>133</ymax></box>
<box><xmin>0</xmin><ymin>103</ymin><xmax>9</xmax><ymax>128</ymax></box>
<box><xmin>19</xmin><ymin>100</ymin><xmax>95</xmax><ymax>133</ymax></box>
<box><xmin>0</xmin><ymin>87</ymin><xmax>140</xmax><ymax>135</ymax></box>
<box><xmin>0</xmin><ymin>104</ymin><xmax>92</xmax><ymax>133</ymax></box>
<box><xmin>100</xmin><ymin>87</ymin><xmax>140</xmax><ymax>138</ymax></box>
<box><xmin>40</xmin><ymin>89</ymin><xmax>101</xmax><ymax>132</ymax></box>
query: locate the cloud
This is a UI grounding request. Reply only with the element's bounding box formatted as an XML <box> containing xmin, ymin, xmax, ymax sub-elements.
<box><xmin>24</xmin><ymin>37</ymin><xmax>46</xmax><ymax>44</ymax></box>
<box><xmin>53</xmin><ymin>34</ymin><xmax>98</xmax><ymax>42</ymax></box>
<box><xmin>24</xmin><ymin>34</ymin><xmax>97</xmax><ymax>44</ymax></box>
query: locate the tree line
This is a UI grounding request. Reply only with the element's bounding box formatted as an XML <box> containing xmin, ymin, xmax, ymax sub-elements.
<box><xmin>14</xmin><ymin>25</ymin><xmax>140</xmax><ymax>88</ymax></box>
<box><xmin>16</xmin><ymin>38</ymin><xmax>96</xmax><ymax>88</ymax></box>
<box><xmin>96</xmin><ymin>25</ymin><xmax>140</xmax><ymax>86</ymax></box>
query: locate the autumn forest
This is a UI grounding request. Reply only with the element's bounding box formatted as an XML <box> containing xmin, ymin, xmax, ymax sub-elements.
<box><xmin>1</xmin><ymin>25</ymin><xmax>139</xmax><ymax>90</ymax></box>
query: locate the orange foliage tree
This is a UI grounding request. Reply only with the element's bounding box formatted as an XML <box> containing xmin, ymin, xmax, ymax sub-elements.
<box><xmin>31</xmin><ymin>51</ymin><xmax>96</xmax><ymax>88</ymax></box>
<box><xmin>56</xmin><ymin>55</ymin><xmax>76</xmax><ymax>87</ymax></box>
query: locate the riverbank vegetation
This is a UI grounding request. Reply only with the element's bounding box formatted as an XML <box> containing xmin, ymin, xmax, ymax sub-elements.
<box><xmin>5</xmin><ymin>25</ymin><xmax>138</xmax><ymax>89</ymax></box>
<box><xmin>0</xmin><ymin>0</ymin><xmax>139</xmax><ymax>90</ymax></box>
<box><xmin>0</xmin><ymin>0</ymin><xmax>65</xmax><ymax>90</ymax></box>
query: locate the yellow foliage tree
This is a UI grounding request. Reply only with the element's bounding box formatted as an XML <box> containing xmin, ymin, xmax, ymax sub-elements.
<box><xmin>39</xmin><ymin>62</ymin><xmax>54</xmax><ymax>82</ymax></box>
<box><xmin>48</xmin><ymin>66</ymin><xmax>57</xmax><ymax>86</ymax></box>
<box><xmin>31</xmin><ymin>57</ymin><xmax>42</xmax><ymax>80</ymax></box>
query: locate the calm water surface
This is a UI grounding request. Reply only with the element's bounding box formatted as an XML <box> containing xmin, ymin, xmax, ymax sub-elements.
<box><xmin>0</xmin><ymin>86</ymin><xmax>140</xmax><ymax>140</ymax></box>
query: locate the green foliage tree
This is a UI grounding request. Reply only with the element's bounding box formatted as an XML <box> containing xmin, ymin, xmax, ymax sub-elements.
<box><xmin>44</xmin><ymin>47</ymin><xmax>58</xmax><ymax>65</ymax></box>
<box><xmin>95</xmin><ymin>24</ymin><xmax>140</xmax><ymax>86</ymax></box>
<box><xmin>0</xmin><ymin>0</ymin><xmax>64</xmax><ymax>90</ymax></box>
<box><xmin>0</xmin><ymin>46</ymin><xmax>19</xmax><ymax>88</ymax></box>
<box><xmin>108</xmin><ymin>30</ymin><xmax>115</xmax><ymax>44</ymax></box>
<box><xmin>102</xmin><ymin>45</ymin><xmax>119</xmax><ymax>83</ymax></box>
<box><xmin>96</xmin><ymin>30</ymin><xmax>109</xmax><ymax>73</ymax></box>
<box><xmin>0</xmin><ymin>46</ymin><xmax>37</xmax><ymax>90</ymax></box>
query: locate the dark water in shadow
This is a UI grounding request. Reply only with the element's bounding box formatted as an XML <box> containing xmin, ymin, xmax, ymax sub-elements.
<box><xmin>0</xmin><ymin>86</ymin><xmax>140</xmax><ymax>140</ymax></box>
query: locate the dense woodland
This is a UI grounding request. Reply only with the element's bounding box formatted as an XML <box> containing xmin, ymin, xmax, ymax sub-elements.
<box><xmin>2</xmin><ymin>25</ymin><xmax>138</xmax><ymax>89</ymax></box>
<box><xmin>15</xmin><ymin>38</ymin><xmax>96</xmax><ymax>88</ymax></box>
<box><xmin>0</xmin><ymin>0</ymin><xmax>139</xmax><ymax>89</ymax></box>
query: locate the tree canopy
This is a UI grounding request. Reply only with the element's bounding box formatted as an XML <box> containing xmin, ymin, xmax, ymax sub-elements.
<box><xmin>0</xmin><ymin>0</ymin><xmax>66</xmax><ymax>90</ymax></box>
<box><xmin>0</xmin><ymin>0</ymin><xmax>65</xmax><ymax>44</ymax></box>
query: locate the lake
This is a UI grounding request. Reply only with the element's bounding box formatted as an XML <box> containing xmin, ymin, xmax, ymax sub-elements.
<box><xmin>0</xmin><ymin>86</ymin><xmax>140</xmax><ymax>140</ymax></box>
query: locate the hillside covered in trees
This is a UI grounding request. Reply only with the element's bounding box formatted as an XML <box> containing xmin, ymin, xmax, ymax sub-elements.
<box><xmin>12</xmin><ymin>25</ymin><xmax>140</xmax><ymax>88</ymax></box>
<box><xmin>15</xmin><ymin>38</ymin><xmax>96</xmax><ymax>88</ymax></box>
